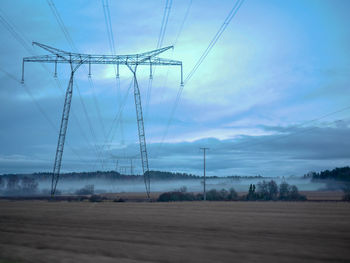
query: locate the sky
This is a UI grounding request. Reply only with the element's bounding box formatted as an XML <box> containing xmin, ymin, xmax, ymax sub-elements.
<box><xmin>0</xmin><ymin>0</ymin><xmax>350</xmax><ymax>177</ymax></box>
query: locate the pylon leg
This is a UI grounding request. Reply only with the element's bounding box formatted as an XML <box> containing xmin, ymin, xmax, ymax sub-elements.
<box><xmin>51</xmin><ymin>69</ymin><xmax>75</xmax><ymax>197</ymax></box>
<box><xmin>132</xmin><ymin>72</ymin><xmax>151</xmax><ymax>198</ymax></box>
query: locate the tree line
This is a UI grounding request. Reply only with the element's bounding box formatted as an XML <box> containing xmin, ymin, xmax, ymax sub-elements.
<box><xmin>304</xmin><ymin>167</ymin><xmax>350</xmax><ymax>181</ymax></box>
<box><xmin>0</xmin><ymin>175</ymin><xmax>38</xmax><ymax>196</ymax></box>
<box><xmin>158</xmin><ymin>180</ymin><xmax>306</xmax><ymax>202</ymax></box>
<box><xmin>0</xmin><ymin>170</ymin><xmax>201</xmax><ymax>181</ymax></box>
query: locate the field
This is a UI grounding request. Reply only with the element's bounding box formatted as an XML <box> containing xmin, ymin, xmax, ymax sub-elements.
<box><xmin>0</xmin><ymin>200</ymin><xmax>349</xmax><ymax>263</ymax></box>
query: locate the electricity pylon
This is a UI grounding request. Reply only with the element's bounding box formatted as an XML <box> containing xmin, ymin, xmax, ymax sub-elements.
<box><xmin>200</xmin><ymin>147</ymin><xmax>209</xmax><ymax>201</ymax></box>
<box><xmin>22</xmin><ymin>42</ymin><xmax>183</xmax><ymax>198</ymax></box>
<box><xmin>111</xmin><ymin>154</ymin><xmax>139</xmax><ymax>175</ymax></box>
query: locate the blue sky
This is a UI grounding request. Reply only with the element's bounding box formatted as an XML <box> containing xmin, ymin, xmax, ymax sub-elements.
<box><xmin>0</xmin><ymin>0</ymin><xmax>349</xmax><ymax>177</ymax></box>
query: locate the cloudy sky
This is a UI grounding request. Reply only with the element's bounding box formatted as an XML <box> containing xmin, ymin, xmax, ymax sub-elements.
<box><xmin>0</xmin><ymin>0</ymin><xmax>349</xmax><ymax>177</ymax></box>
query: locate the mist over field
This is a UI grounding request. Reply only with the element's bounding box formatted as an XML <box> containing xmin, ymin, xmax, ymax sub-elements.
<box><xmin>33</xmin><ymin>176</ymin><xmax>325</xmax><ymax>194</ymax></box>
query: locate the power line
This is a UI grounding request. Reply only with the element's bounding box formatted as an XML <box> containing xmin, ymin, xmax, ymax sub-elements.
<box><xmin>231</xmin><ymin>106</ymin><xmax>350</xmax><ymax>151</ymax></box>
<box><xmin>145</xmin><ymin>0</ymin><xmax>173</xmax><ymax>121</ymax></box>
<box><xmin>173</xmin><ymin>0</ymin><xmax>192</xmax><ymax>46</ymax></box>
<box><xmin>157</xmin><ymin>0</ymin><xmax>173</xmax><ymax>49</ymax></box>
<box><xmin>157</xmin><ymin>0</ymin><xmax>245</xmax><ymax>151</ymax></box>
<box><xmin>92</xmin><ymin>78</ymin><xmax>134</xmax><ymax>170</ymax></box>
<box><xmin>149</xmin><ymin>0</ymin><xmax>193</xmax><ymax>145</ymax></box>
<box><xmin>185</xmin><ymin>0</ymin><xmax>244</xmax><ymax>84</ymax></box>
<box><xmin>0</xmin><ymin>67</ymin><xmax>85</xmax><ymax>163</ymax></box>
<box><xmin>0</xmin><ymin>7</ymin><xmax>99</xmax><ymax>163</ymax></box>
<box><xmin>157</xmin><ymin>0</ymin><xmax>193</xmax><ymax>102</ymax></box>
<box><xmin>46</xmin><ymin>0</ymin><xmax>107</xmax><ymax>141</ymax></box>
<box><xmin>46</xmin><ymin>0</ymin><xmax>106</xmax><ymax>168</ymax></box>
<box><xmin>101</xmin><ymin>0</ymin><xmax>125</xmax><ymax>147</ymax></box>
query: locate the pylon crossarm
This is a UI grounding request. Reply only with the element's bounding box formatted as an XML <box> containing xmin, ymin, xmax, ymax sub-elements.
<box><xmin>23</xmin><ymin>55</ymin><xmax>181</xmax><ymax>66</ymax></box>
<box><xmin>137</xmin><ymin>45</ymin><xmax>173</xmax><ymax>59</ymax></box>
<box><xmin>33</xmin><ymin>42</ymin><xmax>71</xmax><ymax>56</ymax></box>
<box><xmin>30</xmin><ymin>42</ymin><xmax>173</xmax><ymax>62</ymax></box>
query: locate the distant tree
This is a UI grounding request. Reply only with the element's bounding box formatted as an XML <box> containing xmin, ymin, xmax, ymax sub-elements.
<box><xmin>312</xmin><ymin>167</ymin><xmax>350</xmax><ymax>181</ymax></box>
<box><xmin>267</xmin><ymin>180</ymin><xmax>278</xmax><ymax>200</ymax></box>
<box><xmin>6</xmin><ymin>175</ymin><xmax>20</xmax><ymax>192</ymax></box>
<box><xmin>248</xmin><ymin>184</ymin><xmax>252</xmax><ymax>193</ymax></box>
<box><xmin>289</xmin><ymin>185</ymin><xmax>299</xmax><ymax>199</ymax></box>
<box><xmin>246</xmin><ymin>184</ymin><xmax>256</xmax><ymax>200</ymax></box>
<box><xmin>278</xmin><ymin>182</ymin><xmax>306</xmax><ymax>201</ymax></box>
<box><xmin>21</xmin><ymin>177</ymin><xmax>38</xmax><ymax>194</ymax></box>
<box><xmin>303</xmin><ymin>171</ymin><xmax>316</xmax><ymax>179</ymax></box>
<box><xmin>0</xmin><ymin>176</ymin><xmax>4</xmax><ymax>190</ymax></box>
<box><xmin>206</xmin><ymin>189</ymin><xmax>224</xmax><ymax>201</ymax></box>
<box><xmin>256</xmin><ymin>180</ymin><xmax>278</xmax><ymax>200</ymax></box>
<box><xmin>243</xmin><ymin>180</ymin><xmax>306</xmax><ymax>201</ymax></box>
<box><xmin>228</xmin><ymin>188</ymin><xmax>238</xmax><ymax>200</ymax></box>
<box><xmin>257</xmin><ymin>181</ymin><xmax>269</xmax><ymax>200</ymax></box>
<box><xmin>158</xmin><ymin>191</ymin><xmax>196</xmax><ymax>202</ymax></box>
<box><xmin>279</xmin><ymin>182</ymin><xmax>291</xmax><ymax>200</ymax></box>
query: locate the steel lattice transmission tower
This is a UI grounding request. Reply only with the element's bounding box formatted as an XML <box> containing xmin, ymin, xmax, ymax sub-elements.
<box><xmin>22</xmin><ymin>42</ymin><xmax>183</xmax><ymax>198</ymax></box>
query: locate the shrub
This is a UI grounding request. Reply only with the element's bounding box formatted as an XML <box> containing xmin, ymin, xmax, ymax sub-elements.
<box><xmin>228</xmin><ymin>188</ymin><xmax>239</xmax><ymax>200</ymax></box>
<box><xmin>289</xmin><ymin>185</ymin><xmax>306</xmax><ymax>201</ymax></box>
<box><xmin>75</xmin><ymin>185</ymin><xmax>94</xmax><ymax>195</ymax></box>
<box><xmin>158</xmin><ymin>188</ymin><xmax>238</xmax><ymax>202</ymax></box>
<box><xmin>279</xmin><ymin>182</ymin><xmax>306</xmax><ymax>201</ymax></box>
<box><xmin>243</xmin><ymin>181</ymin><xmax>306</xmax><ymax>201</ymax></box>
<box><xmin>279</xmin><ymin>182</ymin><xmax>290</xmax><ymax>200</ymax></box>
<box><xmin>195</xmin><ymin>193</ymin><xmax>204</xmax><ymax>200</ymax></box>
<box><xmin>113</xmin><ymin>197</ymin><xmax>126</xmax><ymax>202</ymax></box>
<box><xmin>256</xmin><ymin>180</ymin><xmax>278</xmax><ymax>200</ymax></box>
<box><xmin>206</xmin><ymin>189</ymin><xmax>225</xmax><ymax>201</ymax></box>
<box><xmin>205</xmin><ymin>188</ymin><xmax>238</xmax><ymax>201</ymax></box>
<box><xmin>342</xmin><ymin>184</ymin><xmax>350</xmax><ymax>201</ymax></box>
<box><xmin>158</xmin><ymin>191</ymin><xmax>196</xmax><ymax>202</ymax></box>
<box><xmin>89</xmin><ymin>194</ymin><xmax>106</xmax><ymax>202</ymax></box>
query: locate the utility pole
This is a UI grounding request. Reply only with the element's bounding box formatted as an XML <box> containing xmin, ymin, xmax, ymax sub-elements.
<box><xmin>130</xmin><ymin>158</ymin><xmax>134</xmax><ymax>176</ymax></box>
<box><xmin>22</xmin><ymin>42</ymin><xmax>183</xmax><ymax>198</ymax></box>
<box><xmin>200</xmin><ymin>147</ymin><xmax>209</xmax><ymax>201</ymax></box>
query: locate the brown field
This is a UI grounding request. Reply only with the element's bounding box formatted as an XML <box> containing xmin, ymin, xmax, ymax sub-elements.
<box><xmin>0</xmin><ymin>200</ymin><xmax>349</xmax><ymax>263</ymax></box>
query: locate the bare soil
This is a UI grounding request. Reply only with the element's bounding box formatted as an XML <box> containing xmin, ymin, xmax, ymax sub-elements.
<box><xmin>0</xmin><ymin>200</ymin><xmax>349</xmax><ymax>263</ymax></box>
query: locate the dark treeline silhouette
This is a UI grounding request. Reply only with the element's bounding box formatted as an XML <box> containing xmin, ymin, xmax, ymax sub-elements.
<box><xmin>158</xmin><ymin>180</ymin><xmax>306</xmax><ymax>202</ymax></box>
<box><xmin>304</xmin><ymin>167</ymin><xmax>350</xmax><ymax>196</ymax></box>
<box><xmin>0</xmin><ymin>170</ymin><xmax>202</xmax><ymax>181</ymax></box>
<box><xmin>304</xmin><ymin>167</ymin><xmax>350</xmax><ymax>181</ymax></box>
<box><xmin>0</xmin><ymin>170</ymin><xmax>267</xmax><ymax>182</ymax></box>
<box><xmin>245</xmin><ymin>180</ymin><xmax>306</xmax><ymax>201</ymax></box>
<box><xmin>158</xmin><ymin>187</ymin><xmax>239</xmax><ymax>202</ymax></box>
